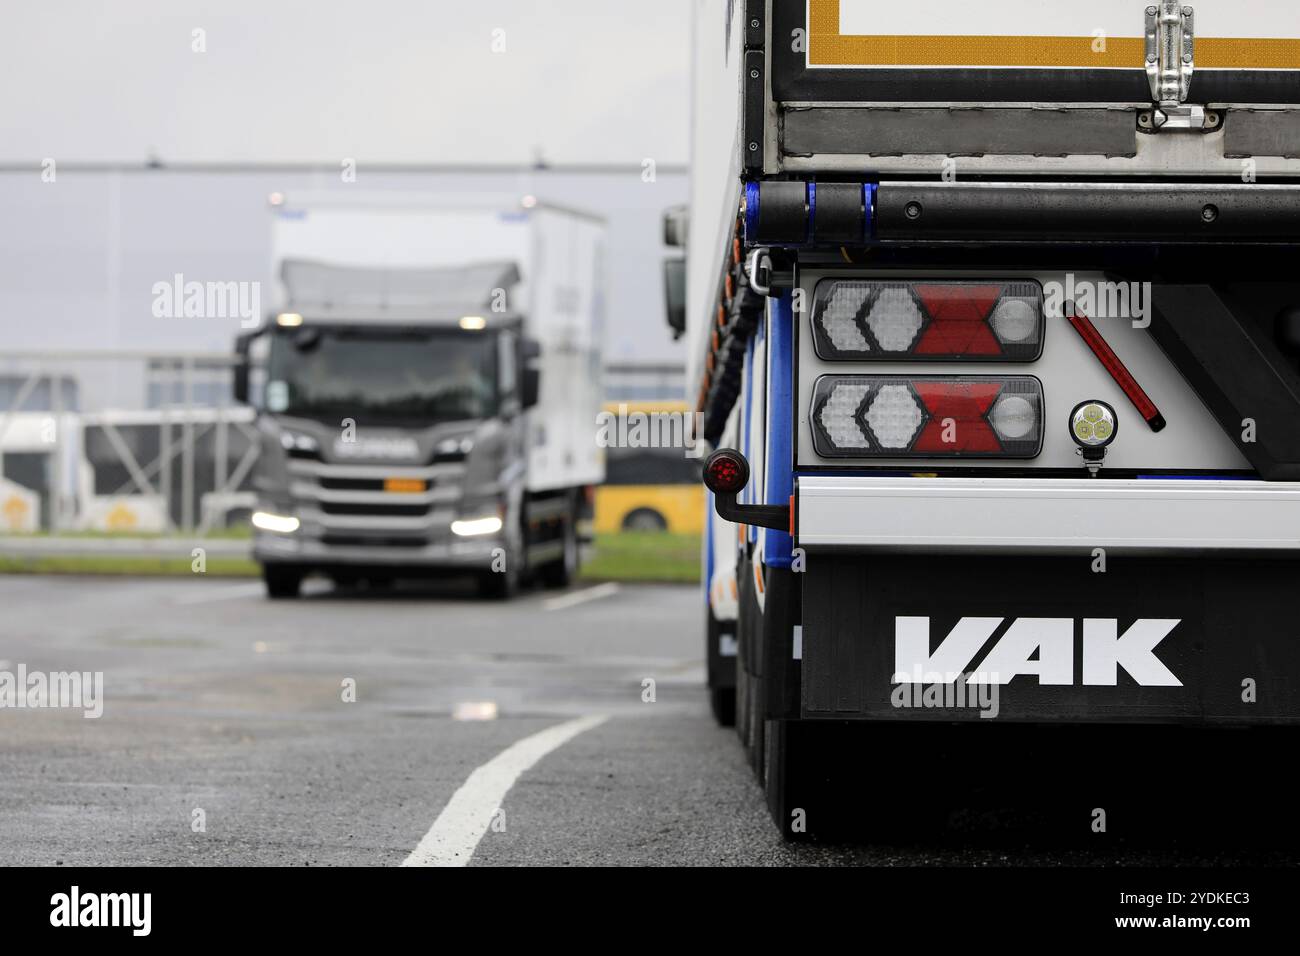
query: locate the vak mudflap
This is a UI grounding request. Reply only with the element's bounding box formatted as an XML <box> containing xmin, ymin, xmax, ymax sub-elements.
<box><xmin>801</xmin><ymin>552</ymin><xmax>1300</xmax><ymax>724</ymax></box>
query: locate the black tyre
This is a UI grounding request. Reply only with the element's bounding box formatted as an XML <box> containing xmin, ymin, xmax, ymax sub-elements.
<box><xmin>477</xmin><ymin>560</ymin><xmax>519</xmax><ymax>600</ymax></box>
<box><xmin>705</xmin><ymin>604</ymin><xmax>736</xmax><ymax>727</ymax></box>
<box><xmin>621</xmin><ymin>508</ymin><xmax>667</xmax><ymax>532</ymax></box>
<box><xmin>735</xmin><ymin>552</ymin><xmax>765</xmax><ymax>778</ymax></box>
<box><xmin>263</xmin><ymin>565</ymin><xmax>303</xmax><ymax>599</ymax></box>
<box><xmin>764</xmin><ymin>719</ymin><xmax>813</xmax><ymax>842</ymax></box>
<box><xmin>539</xmin><ymin>512</ymin><xmax>579</xmax><ymax>589</ymax></box>
<box><xmin>709</xmin><ymin>686</ymin><xmax>736</xmax><ymax>727</ymax></box>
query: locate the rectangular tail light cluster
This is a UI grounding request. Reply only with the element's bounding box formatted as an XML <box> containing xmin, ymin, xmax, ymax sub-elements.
<box><xmin>810</xmin><ymin>279</ymin><xmax>1045</xmax><ymax>361</ymax></box>
<box><xmin>810</xmin><ymin>375</ymin><xmax>1044</xmax><ymax>459</ymax></box>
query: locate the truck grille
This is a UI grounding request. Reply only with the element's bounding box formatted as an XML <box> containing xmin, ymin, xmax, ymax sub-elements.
<box><xmin>321</xmin><ymin>535</ymin><xmax>429</xmax><ymax>549</ymax></box>
<box><xmin>318</xmin><ymin>476</ymin><xmax>411</xmax><ymax>492</ymax></box>
<box><xmin>286</xmin><ymin>459</ymin><xmax>464</xmax><ymax>539</ymax></box>
<box><xmin>319</xmin><ymin>501</ymin><xmax>431</xmax><ymax>517</ymax></box>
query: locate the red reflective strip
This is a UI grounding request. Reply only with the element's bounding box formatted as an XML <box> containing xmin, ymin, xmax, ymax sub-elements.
<box><xmin>1065</xmin><ymin>309</ymin><xmax>1163</xmax><ymax>427</ymax></box>
<box><xmin>911</xmin><ymin>381</ymin><xmax>1003</xmax><ymax>453</ymax></box>
<box><xmin>912</xmin><ymin>284</ymin><xmax>1003</xmax><ymax>355</ymax></box>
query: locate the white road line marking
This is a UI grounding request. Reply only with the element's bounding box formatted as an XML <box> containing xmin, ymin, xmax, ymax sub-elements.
<box><xmin>401</xmin><ymin>714</ymin><xmax>608</xmax><ymax>867</ymax></box>
<box><xmin>170</xmin><ymin>582</ymin><xmax>267</xmax><ymax>606</ymax></box>
<box><xmin>541</xmin><ymin>582</ymin><xmax>620</xmax><ymax>611</ymax></box>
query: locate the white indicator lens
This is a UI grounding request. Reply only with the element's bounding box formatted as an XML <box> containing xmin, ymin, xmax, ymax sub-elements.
<box><xmin>818</xmin><ymin>382</ymin><xmax>872</xmax><ymax>449</ymax></box>
<box><xmin>819</xmin><ymin>286</ymin><xmax>873</xmax><ymax>352</ymax></box>
<box><xmin>864</xmin><ymin>384</ymin><xmax>924</xmax><ymax>449</ymax></box>
<box><xmin>864</xmin><ymin>287</ymin><xmax>925</xmax><ymax>352</ymax></box>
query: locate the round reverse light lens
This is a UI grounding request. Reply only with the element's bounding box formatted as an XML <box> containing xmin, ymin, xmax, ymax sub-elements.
<box><xmin>1069</xmin><ymin>400</ymin><xmax>1118</xmax><ymax>448</ymax></box>
<box><xmin>989</xmin><ymin>297</ymin><xmax>1038</xmax><ymax>343</ymax></box>
<box><xmin>989</xmin><ymin>394</ymin><xmax>1036</xmax><ymax>440</ymax></box>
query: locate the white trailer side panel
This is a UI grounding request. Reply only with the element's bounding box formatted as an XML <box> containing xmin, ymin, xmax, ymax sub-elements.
<box><xmin>524</xmin><ymin>207</ymin><xmax>606</xmax><ymax>493</ymax></box>
<box><xmin>685</xmin><ymin>0</ymin><xmax>746</xmax><ymax>411</ymax></box>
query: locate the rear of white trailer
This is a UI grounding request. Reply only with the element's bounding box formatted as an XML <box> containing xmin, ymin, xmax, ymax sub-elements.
<box><xmin>682</xmin><ymin>0</ymin><xmax>1300</xmax><ymax>835</ymax></box>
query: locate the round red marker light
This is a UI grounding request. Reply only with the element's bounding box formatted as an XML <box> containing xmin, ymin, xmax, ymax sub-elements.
<box><xmin>703</xmin><ymin>449</ymin><xmax>749</xmax><ymax>495</ymax></box>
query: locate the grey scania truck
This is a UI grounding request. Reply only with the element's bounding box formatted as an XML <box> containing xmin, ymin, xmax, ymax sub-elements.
<box><xmin>235</xmin><ymin>193</ymin><xmax>605</xmax><ymax>598</ymax></box>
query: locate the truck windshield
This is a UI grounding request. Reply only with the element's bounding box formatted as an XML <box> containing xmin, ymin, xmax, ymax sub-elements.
<box><xmin>266</xmin><ymin>327</ymin><xmax>499</xmax><ymax>424</ymax></box>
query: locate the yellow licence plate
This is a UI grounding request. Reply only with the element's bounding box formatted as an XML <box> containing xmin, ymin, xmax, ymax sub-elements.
<box><xmin>383</xmin><ymin>478</ymin><xmax>427</xmax><ymax>494</ymax></box>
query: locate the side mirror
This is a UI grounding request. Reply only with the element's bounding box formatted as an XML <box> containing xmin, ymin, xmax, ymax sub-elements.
<box><xmin>663</xmin><ymin>257</ymin><xmax>686</xmax><ymax>338</ymax></box>
<box><xmin>662</xmin><ymin>204</ymin><xmax>689</xmax><ymax>248</ymax></box>
<box><xmin>521</xmin><ymin>337</ymin><xmax>541</xmax><ymax>409</ymax></box>
<box><xmin>233</xmin><ymin>333</ymin><xmax>253</xmax><ymax>404</ymax></box>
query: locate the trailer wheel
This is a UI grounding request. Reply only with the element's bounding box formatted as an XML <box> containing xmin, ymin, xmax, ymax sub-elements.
<box><xmin>764</xmin><ymin>719</ymin><xmax>815</xmax><ymax>842</ymax></box>
<box><xmin>705</xmin><ymin>604</ymin><xmax>736</xmax><ymax>726</ymax></box>
<box><xmin>735</xmin><ymin>551</ymin><xmax>765</xmax><ymax>778</ymax></box>
<box><xmin>709</xmin><ymin>686</ymin><xmax>736</xmax><ymax>726</ymax></box>
<box><xmin>263</xmin><ymin>565</ymin><xmax>302</xmax><ymax>599</ymax></box>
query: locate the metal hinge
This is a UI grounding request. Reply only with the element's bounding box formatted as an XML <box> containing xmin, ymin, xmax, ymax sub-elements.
<box><xmin>1144</xmin><ymin>3</ymin><xmax>1203</xmax><ymax>129</ymax></box>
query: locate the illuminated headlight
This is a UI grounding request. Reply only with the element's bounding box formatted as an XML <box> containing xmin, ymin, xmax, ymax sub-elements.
<box><xmin>279</xmin><ymin>431</ymin><xmax>318</xmax><ymax>453</ymax></box>
<box><xmin>1069</xmin><ymin>400</ymin><xmax>1118</xmax><ymax>447</ymax></box>
<box><xmin>810</xmin><ymin>279</ymin><xmax>1044</xmax><ymax>361</ymax></box>
<box><xmin>252</xmin><ymin>511</ymin><xmax>300</xmax><ymax>534</ymax></box>
<box><xmin>811</xmin><ymin>375</ymin><xmax>1044</xmax><ymax>459</ymax></box>
<box><xmin>451</xmin><ymin>515</ymin><xmax>504</xmax><ymax>537</ymax></box>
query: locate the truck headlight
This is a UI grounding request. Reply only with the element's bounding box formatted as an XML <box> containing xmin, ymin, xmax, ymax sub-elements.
<box><xmin>279</xmin><ymin>431</ymin><xmax>318</xmax><ymax>453</ymax></box>
<box><xmin>451</xmin><ymin>515</ymin><xmax>503</xmax><ymax>537</ymax></box>
<box><xmin>252</xmin><ymin>510</ymin><xmax>300</xmax><ymax>534</ymax></box>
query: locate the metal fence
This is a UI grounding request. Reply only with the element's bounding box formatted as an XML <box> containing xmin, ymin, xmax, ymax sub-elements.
<box><xmin>0</xmin><ymin>351</ymin><xmax>255</xmax><ymax>534</ymax></box>
<box><xmin>0</xmin><ymin>352</ymin><xmax>686</xmax><ymax>535</ymax></box>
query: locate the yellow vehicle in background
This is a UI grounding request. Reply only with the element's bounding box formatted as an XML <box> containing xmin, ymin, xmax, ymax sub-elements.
<box><xmin>594</xmin><ymin>401</ymin><xmax>703</xmax><ymax>534</ymax></box>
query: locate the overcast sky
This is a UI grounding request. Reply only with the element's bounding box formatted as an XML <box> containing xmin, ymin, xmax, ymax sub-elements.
<box><xmin>0</xmin><ymin>0</ymin><xmax>691</xmax><ymax>166</ymax></box>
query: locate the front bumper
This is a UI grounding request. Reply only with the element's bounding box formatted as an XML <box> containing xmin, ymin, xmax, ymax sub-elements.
<box><xmin>797</xmin><ymin>476</ymin><xmax>1300</xmax><ymax>553</ymax></box>
<box><xmin>254</xmin><ymin>529</ymin><xmax>501</xmax><ymax>569</ymax></box>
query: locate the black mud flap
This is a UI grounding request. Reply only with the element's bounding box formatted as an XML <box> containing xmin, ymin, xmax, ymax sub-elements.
<box><xmin>1149</xmin><ymin>284</ymin><xmax>1300</xmax><ymax>479</ymax></box>
<box><xmin>801</xmin><ymin>554</ymin><xmax>1300</xmax><ymax>724</ymax></box>
<box><xmin>760</xmin><ymin>566</ymin><xmax>802</xmax><ymax>721</ymax></box>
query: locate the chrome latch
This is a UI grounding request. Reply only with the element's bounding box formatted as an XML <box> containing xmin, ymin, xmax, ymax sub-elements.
<box><xmin>1144</xmin><ymin>3</ymin><xmax>1197</xmax><ymax>127</ymax></box>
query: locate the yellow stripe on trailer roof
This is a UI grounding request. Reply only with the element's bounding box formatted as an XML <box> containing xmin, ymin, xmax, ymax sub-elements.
<box><xmin>808</xmin><ymin>0</ymin><xmax>1300</xmax><ymax>70</ymax></box>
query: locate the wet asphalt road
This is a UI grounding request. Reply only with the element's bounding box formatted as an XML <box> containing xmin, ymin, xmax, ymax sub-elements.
<box><xmin>0</xmin><ymin>574</ymin><xmax>1293</xmax><ymax>867</ymax></box>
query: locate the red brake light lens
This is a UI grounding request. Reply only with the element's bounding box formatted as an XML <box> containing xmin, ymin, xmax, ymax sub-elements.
<box><xmin>810</xmin><ymin>279</ymin><xmax>1044</xmax><ymax>362</ymax></box>
<box><xmin>810</xmin><ymin>375</ymin><xmax>1044</xmax><ymax>459</ymax></box>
